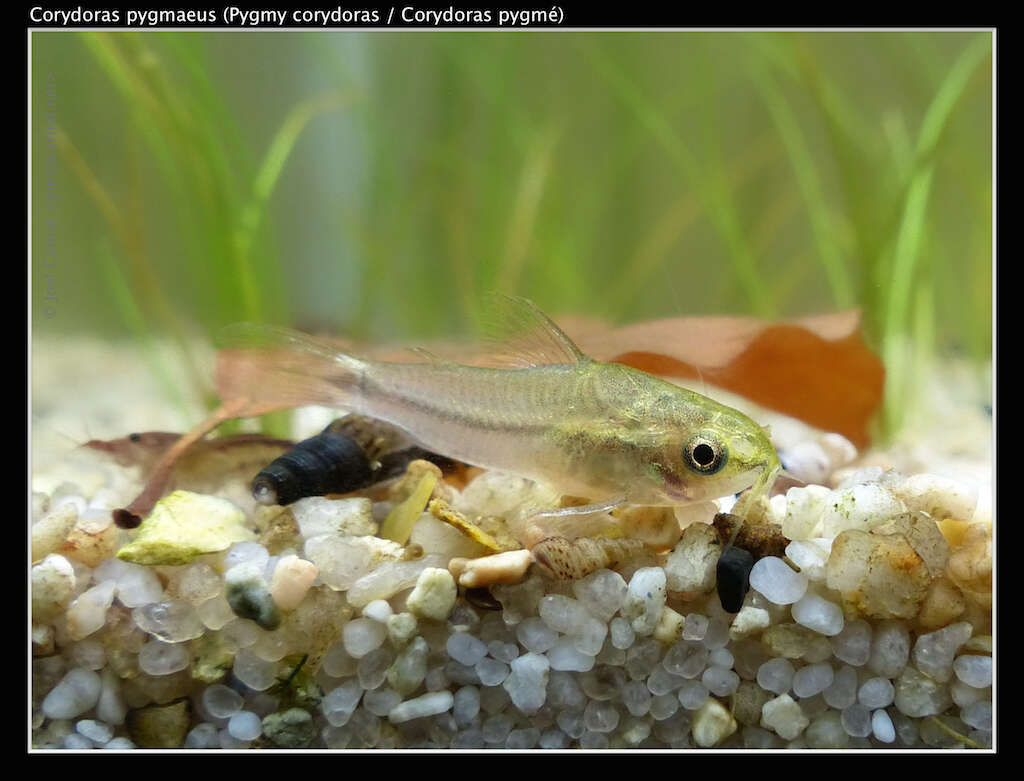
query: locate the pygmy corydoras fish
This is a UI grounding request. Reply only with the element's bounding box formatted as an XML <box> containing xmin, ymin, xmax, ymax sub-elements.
<box><xmin>220</xmin><ymin>296</ymin><xmax>781</xmax><ymax>514</ymax></box>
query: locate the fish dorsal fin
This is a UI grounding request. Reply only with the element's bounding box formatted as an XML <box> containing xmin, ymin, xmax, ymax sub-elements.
<box><xmin>480</xmin><ymin>293</ymin><xmax>587</xmax><ymax>368</ymax></box>
<box><xmin>405</xmin><ymin>346</ymin><xmax>450</xmax><ymax>365</ymax></box>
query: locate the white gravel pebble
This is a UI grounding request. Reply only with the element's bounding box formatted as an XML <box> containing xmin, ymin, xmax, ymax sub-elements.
<box><xmin>137</xmin><ymin>639</ymin><xmax>191</xmax><ymax>676</ymax></box>
<box><xmin>538</xmin><ymin>595</ymin><xmax>590</xmax><ymax>634</ymax></box>
<box><xmin>546</xmin><ymin>637</ymin><xmax>595</xmax><ymax>672</ymax></box>
<box><xmin>609</xmin><ymin>617</ymin><xmax>636</xmax><ymax>650</ymax></box>
<box><xmin>692</xmin><ymin>698</ymin><xmax>737</xmax><ymax>748</ymax></box>
<box><xmin>784</xmin><ymin>539</ymin><xmax>831</xmax><ymax>582</ymax></box>
<box><xmin>96</xmin><ymin>670</ymin><xmax>127</xmax><ymax>726</ymax></box>
<box><xmin>960</xmin><ymin>700</ymin><xmax>992</xmax><ymax>731</ymax></box>
<box><xmin>953</xmin><ymin>654</ymin><xmax>992</xmax><ymax>688</ymax></box>
<box><xmin>708</xmin><ymin>647</ymin><xmax>733</xmax><ymax>669</ymax></box>
<box><xmin>322</xmin><ymin>679</ymin><xmax>363</xmax><ymax>727</ymax></box>
<box><xmin>406</xmin><ymin>567</ymin><xmax>458</xmax><ymax>622</ymax></box>
<box><xmin>913</xmin><ymin>622</ymin><xmax>973</xmax><ymax>683</ymax></box>
<box><xmin>757</xmin><ymin>658</ymin><xmax>795</xmax><ymax>695</ymax></box>
<box><xmin>232</xmin><ymin>648</ymin><xmax>278</xmax><ymax>691</ymax></box>
<box><xmin>792</xmin><ymin>592</ymin><xmax>844</xmax><ymax>636</ymax></box>
<box><xmin>503</xmin><ymin>653</ymin><xmax>550</xmax><ymax>714</ymax></box>
<box><xmin>185</xmin><ymin>724</ymin><xmax>220</xmax><ymax>749</ymax></box>
<box><xmin>101</xmin><ymin>737</ymin><xmax>136</xmax><ymax>750</ymax></box>
<box><xmin>202</xmin><ymin>683</ymin><xmax>244</xmax><ymax>719</ymax></box>
<box><xmin>729</xmin><ymin>606</ymin><xmax>770</xmax><ymax>639</ymax></box>
<box><xmin>572</xmin><ymin>569</ymin><xmax>628</xmax><ymax>623</ymax></box>
<box><xmin>869</xmin><ymin>620</ymin><xmax>911</xmax><ymax>678</ymax></box>
<box><xmin>132</xmin><ymin>600</ymin><xmax>205</xmax><ymax>643</ymax></box>
<box><xmin>65</xmin><ymin>580</ymin><xmax>117</xmax><ymax>641</ymax></box>
<box><xmin>342</xmin><ymin>617</ymin><xmax>388</xmax><ymax>658</ymax></box>
<box><xmin>227</xmin><ymin>711</ymin><xmax>262</xmax><ymax>741</ymax></box>
<box><xmin>761</xmin><ymin>694</ymin><xmax>809</xmax><ymax>740</ymax></box>
<box><xmin>840</xmin><ymin>703</ymin><xmax>872</xmax><ymax>738</ymax></box>
<box><xmin>453</xmin><ymin>686</ymin><xmax>480</xmax><ymax>726</ymax></box>
<box><xmin>516</xmin><ymin>616</ymin><xmax>558</xmax><ymax>653</ymax></box>
<box><xmin>677</xmin><ymin>679</ymin><xmax>709</xmax><ymax>711</ymax></box>
<box><xmin>682</xmin><ymin>613</ymin><xmax>709</xmax><ymax>641</ymax></box>
<box><xmin>93</xmin><ymin>559</ymin><xmax>164</xmax><ymax>608</ymax></box>
<box><xmin>475</xmin><ymin>657</ymin><xmax>510</xmax><ymax>686</ymax></box>
<box><xmin>363</xmin><ymin>687</ymin><xmax>403</xmax><ymax>717</ymax></box>
<box><xmin>858</xmin><ymin>677</ymin><xmax>896</xmax><ymax>709</ymax></box>
<box><xmin>388</xmin><ymin>691</ymin><xmax>454</xmax><ymax>724</ymax></box>
<box><xmin>42</xmin><ymin>668</ymin><xmax>102</xmax><ymax>720</ymax></box>
<box><xmin>361</xmin><ymin>599</ymin><xmax>393</xmax><ymax>623</ymax></box>
<box><xmin>446</xmin><ymin>632</ymin><xmax>488</xmax><ymax>666</ymax></box>
<box><xmin>749</xmin><ymin>557</ymin><xmax>808</xmax><ymax>605</ymax></box>
<box><xmin>821</xmin><ymin>483</ymin><xmax>904</xmax><ymax>537</ymax></box>
<box><xmin>64</xmin><ymin>733</ymin><xmax>94</xmax><ymax>750</ymax></box>
<box><xmin>781</xmin><ymin>485</ymin><xmax>831</xmax><ymax>540</ymax></box>
<box><xmin>291</xmin><ymin>496</ymin><xmax>376</xmax><ymax>538</ymax></box>
<box><xmin>622</xmin><ymin>680</ymin><xmax>652</xmax><ymax>716</ymax></box>
<box><xmin>792</xmin><ymin>662</ymin><xmax>834</xmax><ymax>698</ymax></box>
<box><xmin>824</xmin><ymin>666</ymin><xmax>860</xmax><ymax>709</ymax></box>
<box><xmin>224</xmin><ymin>541</ymin><xmax>270</xmax><ymax>572</ymax></box>
<box><xmin>573</xmin><ymin>615</ymin><xmax>608</xmax><ymax>656</ymax></box>
<box><xmin>31</xmin><ymin>554</ymin><xmax>77</xmax><ymax>622</ymax></box>
<box><xmin>622</xmin><ymin>567</ymin><xmax>667</xmax><ymax>636</ymax></box>
<box><xmin>701</xmin><ymin>666</ymin><xmax>740</xmax><ymax>697</ymax></box>
<box><xmin>831</xmin><ymin>619</ymin><xmax>872</xmax><ymax>666</ymax></box>
<box><xmin>76</xmin><ymin>719</ymin><xmax>114</xmax><ymax>743</ymax></box>
<box><xmin>871</xmin><ymin>709</ymin><xmax>896</xmax><ymax>743</ymax></box>
<box><xmin>950</xmin><ymin>678</ymin><xmax>989</xmax><ymax>708</ymax></box>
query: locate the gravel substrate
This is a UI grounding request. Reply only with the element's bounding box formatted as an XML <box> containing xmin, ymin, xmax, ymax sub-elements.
<box><xmin>30</xmin><ymin>339</ymin><xmax>993</xmax><ymax>751</ymax></box>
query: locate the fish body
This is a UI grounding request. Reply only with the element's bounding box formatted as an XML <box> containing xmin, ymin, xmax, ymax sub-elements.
<box><xmin>220</xmin><ymin>297</ymin><xmax>781</xmax><ymax>509</ymax></box>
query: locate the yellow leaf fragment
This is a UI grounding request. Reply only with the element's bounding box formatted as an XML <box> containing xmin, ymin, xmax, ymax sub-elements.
<box><xmin>427</xmin><ymin>498</ymin><xmax>506</xmax><ymax>552</ymax></box>
<box><xmin>379</xmin><ymin>472</ymin><xmax>437</xmax><ymax>545</ymax></box>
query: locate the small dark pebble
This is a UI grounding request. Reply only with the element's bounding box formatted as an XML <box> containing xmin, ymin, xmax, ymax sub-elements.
<box><xmin>464</xmin><ymin>587</ymin><xmax>503</xmax><ymax>611</ymax></box>
<box><xmin>226</xmin><ymin>578</ymin><xmax>281</xmax><ymax>631</ymax></box>
<box><xmin>717</xmin><ymin>546</ymin><xmax>755</xmax><ymax>614</ymax></box>
<box><xmin>126</xmin><ymin>698</ymin><xmax>192</xmax><ymax>748</ymax></box>
<box><xmin>113</xmin><ymin>508</ymin><xmax>143</xmax><ymax>529</ymax></box>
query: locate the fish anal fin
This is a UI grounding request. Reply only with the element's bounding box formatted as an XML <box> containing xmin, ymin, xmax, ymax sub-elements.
<box><xmin>479</xmin><ymin>293</ymin><xmax>587</xmax><ymax>368</ymax></box>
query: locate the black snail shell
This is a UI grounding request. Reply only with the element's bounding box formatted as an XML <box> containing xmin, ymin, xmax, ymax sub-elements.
<box><xmin>716</xmin><ymin>546</ymin><xmax>755</xmax><ymax>614</ymax></box>
<box><xmin>251</xmin><ymin>417</ymin><xmax>459</xmax><ymax>507</ymax></box>
<box><xmin>251</xmin><ymin>429</ymin><xmax>375</xmax><ymax>507</ymax></box>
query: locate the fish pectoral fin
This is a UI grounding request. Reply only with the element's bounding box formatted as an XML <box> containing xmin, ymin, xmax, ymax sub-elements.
<box><xmin>531</xmin><ymin>495</ymin><xmax>627</xmax><ymax>519</ymax></box>
<box><xmin>477</xmin><ymin>293</ymin><xmax>588</xmax><ymax>368</ymax></box>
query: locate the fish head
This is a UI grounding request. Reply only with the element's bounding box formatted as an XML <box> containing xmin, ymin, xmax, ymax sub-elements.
<box><xmin>643</xmin><ymin>405</ymin><xmax>781</xmax><ymax>505</ymax></box>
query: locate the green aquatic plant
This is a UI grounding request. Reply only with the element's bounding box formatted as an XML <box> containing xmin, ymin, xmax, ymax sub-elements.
<box><xmin>34</xmin><ymin>31</ymin><xmax>991</xmax><ymax>444</ymax></box>
<box><xmin>51</xmin><ymin>32</ymin><xmax>348</xmax><ymax>434</ymax></box>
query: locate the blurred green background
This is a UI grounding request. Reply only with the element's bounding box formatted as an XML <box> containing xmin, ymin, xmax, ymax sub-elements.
<box><xmin>30</xmin><ymin>31</ymin><xmax>992</xmax><ymax>440</ymax></box>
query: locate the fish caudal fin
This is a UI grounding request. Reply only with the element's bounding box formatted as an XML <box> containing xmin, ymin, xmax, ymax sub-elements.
<box><xmin>215</xmin><ymin>323</ymin><xmax>366</xmax><ymax>413</ymax></box>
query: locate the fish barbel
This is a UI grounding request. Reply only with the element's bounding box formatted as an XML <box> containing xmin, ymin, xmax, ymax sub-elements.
<box><xmin>219</xmin><ymin>297</ymin><xmax>781</xmax><ymax>512</ymax></box>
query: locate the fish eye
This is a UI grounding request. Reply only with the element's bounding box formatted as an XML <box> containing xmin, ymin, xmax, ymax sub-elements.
<box><xmin>684</xmin><ymin>434</ymin><xmax>727</xmax><ymax>475</ymax></box>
